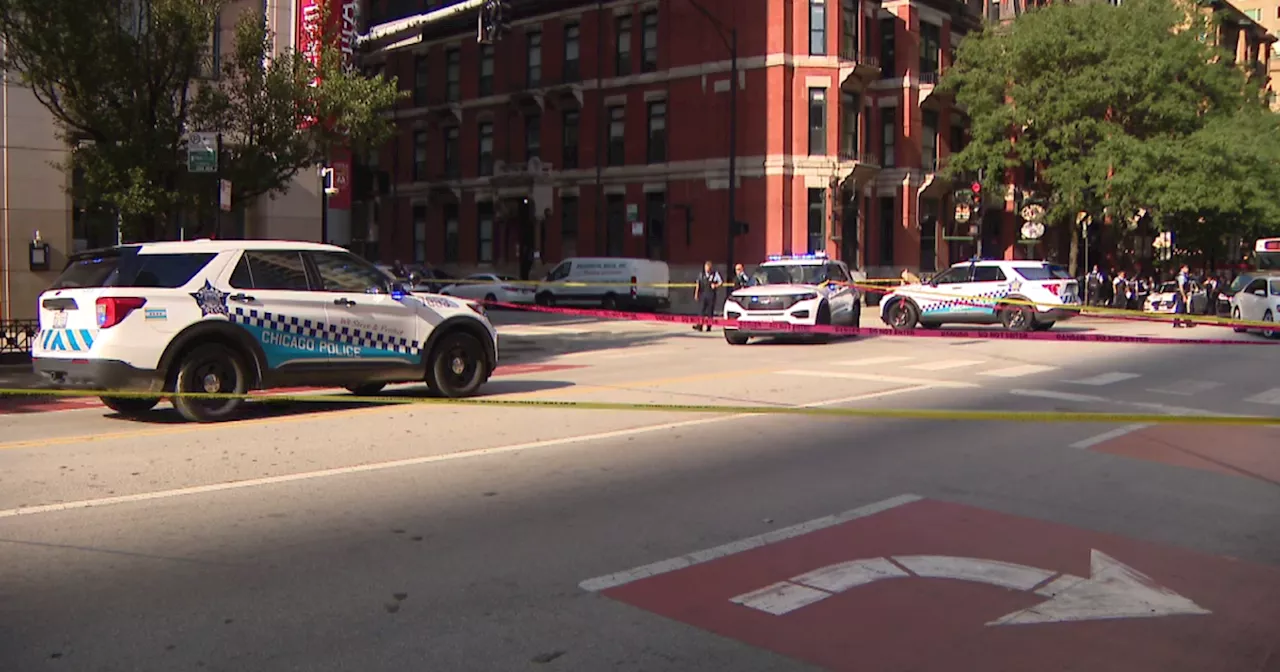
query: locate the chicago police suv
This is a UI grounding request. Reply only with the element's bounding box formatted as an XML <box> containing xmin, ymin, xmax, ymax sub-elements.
<box><xmin>879</xmin><ymin>259</ymin><xmax>1081</xmax><ymax>331</ymax></box>
<box><xmin>722</xmin><ymin>253</ymin><xmax>863</xmax><ymax>345</ymax></box>
<box><xmin>32</xmin><ymin>240</ymin><xmax>498</xmax><ymax>422</ymax></box>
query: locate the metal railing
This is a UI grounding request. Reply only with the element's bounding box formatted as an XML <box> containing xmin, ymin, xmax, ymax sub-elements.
<box><xmin>838</xmin><ymin>45</ymin><xmax>879</xmax><ymax>68</ymax></box>
<box><xmin>838</xmin><ymin>150</ymin><xmax>881</xmax><ymax>166</ymax></box>
<box><xmin>1</xmin><ymin>320</ymin><xmax>39</xmax><ymax>357</ymax></box>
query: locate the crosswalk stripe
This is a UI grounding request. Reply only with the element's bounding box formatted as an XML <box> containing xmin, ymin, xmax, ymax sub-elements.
<box><xmin>905</xmin><ymin>359</ymin><xmax>986</xmax><ymax>372</ymax></box>
<box><xmin>1145</xmin><ymin>380</ymin><xmax>1223</xmax><ymax>396</ymax></box>
<box><xmin>980</xmin><ymin>364</ymin><xmax>1058</xmax><ymax>378</ymax></box>
<box><xmin>1067</xmin><ymin>372</ymin><xmax>1141</xmax><ymax>386</ymax></box>
<box><xmin>835</xmin><ymin>356</ymin><xmax>913</xmax><ymax>367</ymax></box>
<box><xmin>1244</xmin><ymin>388</ymin><xmax>1280</xmax><ymax>405</ymax></box>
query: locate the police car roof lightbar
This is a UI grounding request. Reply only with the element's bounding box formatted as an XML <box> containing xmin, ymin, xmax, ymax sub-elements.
<box><xmin>766</xmin><ymin>252</ymin><xmax>828</xmax><ymax>261</ymax></box>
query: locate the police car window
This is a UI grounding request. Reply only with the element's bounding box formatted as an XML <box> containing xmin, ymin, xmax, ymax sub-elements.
<box><xmin>930</xmin><ymin>266</ymin><xmax>971</xmax><ymax>284</ymax></box>
<box><xmin>827</xmin><ymin>264</ymin><xmax>850</xmax><ymax>282</ymax></box>
<box><xmin>310</xmin><ymin>252</ymin><xmax>389</xmax><ymax>293</ymax></box>
<box><xmin>1013</xmin><ymin>265</ymin><xmax>1072</xmax><ymax>281</ymax></box>
<box><xmin>1271</xmin><ymin>280</ymin><xmax>1280</xmax><ymax>296</ymax></box>
<box><xmin>972</xmin><ymin>266</ymin><xmax>1006</xmax><ymax>282</ymax></box>
<box><xmin>1246</xmin><ymin>279</ymin><xmax>1267</xmax><ymax>294</ymax></box>
<box><xmin>233</xmin><ymin>251</ymin><xmax>310</xmax><ymax>291</ymax></box>
<box><xmin>51</xmin><ymin>247</ymin><xmax>215</xmax><ymax>289</ymax></box>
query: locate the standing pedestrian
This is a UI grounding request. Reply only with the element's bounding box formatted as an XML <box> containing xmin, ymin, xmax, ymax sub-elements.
<box><xmin>1173</xmin><ymin>264</ymin><xmax>1195</xmax><ymax>328</ymax></box>
<box><xmin>693</xmin><ymin>261</ymin><xmax>723</xmax><ymax>332</ymax></box>
<box><xmin>732</xmin><ymin>263</ymin><xmax>751</xmax><ymax>290</ymax></box>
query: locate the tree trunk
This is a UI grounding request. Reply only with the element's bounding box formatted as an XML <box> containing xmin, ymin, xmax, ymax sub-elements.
<box><xmin>1068</xmin><ymin>218</ymin><xmax>1080</xmax><ymax>277</ymax></box>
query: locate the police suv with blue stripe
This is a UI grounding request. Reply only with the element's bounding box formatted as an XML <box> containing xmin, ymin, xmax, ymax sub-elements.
<box><xmin>722</xmin><ymin>253</ymin><xmax>863</xmax><ymax>344</ymax></box>
<box><xmin>32</xmin><ymin>240</ymin><xmax>498</xmax><ymax>422</ymax></box>
<box><xmin>879</xmin><ymin>259</ymin><xmax>1082</xmax><ymax>331</ymax></box>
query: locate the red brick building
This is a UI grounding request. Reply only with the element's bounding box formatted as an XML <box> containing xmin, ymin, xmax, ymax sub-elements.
<box><xmin>357</xmin><ymin>0</ymin><xmax>985</xmax><ymax>279</ymax></box>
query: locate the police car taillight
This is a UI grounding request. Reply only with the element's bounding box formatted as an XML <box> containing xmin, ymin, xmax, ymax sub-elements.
<box><xmin>96</xmin><ymin>297</ymin><xmax>147</xmax><ymax>328</ymax></box>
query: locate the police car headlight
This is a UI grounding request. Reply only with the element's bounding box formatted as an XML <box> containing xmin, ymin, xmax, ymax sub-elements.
<box><xmin>795</xmin><ymin>292</ymin><xmax>819</xmax><ymax>302</ymax></box>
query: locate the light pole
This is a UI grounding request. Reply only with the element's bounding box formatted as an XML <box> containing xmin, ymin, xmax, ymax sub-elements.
<box><xmin>684</xmin><ymin>0</ymin><xmax>738</xmax><ymax>275</ymax></box>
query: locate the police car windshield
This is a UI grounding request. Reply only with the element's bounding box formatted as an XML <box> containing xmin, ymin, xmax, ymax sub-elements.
<box><xmin>754</xmin><ymin>264</ymin><xmax>826</xmax><ymax>286</ymax></box>
<box><xmin>1012</xmin><ymin>264</ymin><xmax>1073</xmax><ymax>281</ymax></box>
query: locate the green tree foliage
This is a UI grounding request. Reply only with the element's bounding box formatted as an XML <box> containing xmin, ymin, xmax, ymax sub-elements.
<box><xmin>941</xmin><ymin>0</ymin><xmax>1279</xmax><ymax>268</ymax></box>
<box><xmin>0</xmin><ymin>0</ymin><xmax>403</xmax><ymax>240</ymax></box>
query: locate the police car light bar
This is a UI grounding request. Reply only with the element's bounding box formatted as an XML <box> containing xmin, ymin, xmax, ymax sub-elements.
<box><xmin>766</xmin><ymin>252</ymin><xmax>828</xmax><ymax>261</ymax></box>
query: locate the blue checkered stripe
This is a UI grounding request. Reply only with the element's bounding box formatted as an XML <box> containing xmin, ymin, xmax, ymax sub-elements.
<box><xmin>230</xmin><ymin>307</ymin><xmax>422</xmax><ymax>355</ymax></box>
<box><xmin>920</xmin><ymin>289</ymin><xmax>1008</xmax><ymax>314</ymax></box>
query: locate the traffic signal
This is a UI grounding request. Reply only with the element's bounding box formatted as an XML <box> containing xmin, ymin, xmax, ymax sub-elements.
<box><xmin>970</xmin><ymin>181</ymin><xmax>982</xmax><ymax>195</ymax></box>
<box><xmin>477</xmin><ymin>0</ymin><xmax>510</xmax><ymax>44</ymax></box>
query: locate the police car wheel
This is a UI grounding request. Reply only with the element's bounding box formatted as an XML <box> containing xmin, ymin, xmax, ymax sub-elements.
<box><xmin>850</xmin><ymin>302</ymin><xmax>862</xmax><ymax>329</ymax></box>
<box><xmin>725</xmin><ymin>331</ymin><xmax>749</xmax><ymax>345</ymax></box>
<box><xmin>100</xmin><ymin>395</ymin><xmax>160</xmax><ymax>416</ymax></box>
<box><xmin>431</xmin><ymin>332</ymin><xmax>488</xmax><ymax>398</ymax></box>
<box><xmin>171</xmin><ymin>343</ymin><xmax>249</xmax><ymax>423</ymax></box>
<box><xmin>1000</xmin><ymin>305</ymin><xmax>1033</xmax><ymax>332</ymax></box>
<box><xmin>811</xmin><ymin>303</ymin><xmax>832</xmax><ymax>344</ymax></box>
<box><xmin>346</xmin><ymin>383</ymin><xmax>386</xmax><ymax>396</ymax></box>
<box><xmin>1232</xmin><ymin>308</ymin><xmax>1247</xmax><ymax>333</ymax></box>
<box><xmin>887</xmin><ymin>300</ymin><xmax>918</xmax><ymax>330</ymax></box>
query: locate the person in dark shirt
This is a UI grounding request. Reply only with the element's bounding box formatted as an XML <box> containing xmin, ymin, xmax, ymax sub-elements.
<box><xmin>732</xmin><ymin>263</ymin><xmax>751</xmax><ymax>290</ymax></box>
<box><xmin>693</xmin><ymin>261</ymin><xmax>723</xmax><ymax>332</ymax></box>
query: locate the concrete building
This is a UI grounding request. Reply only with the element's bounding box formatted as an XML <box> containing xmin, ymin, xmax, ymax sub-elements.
<box><xmin>0</xmin><ymin>0</ymin><xmax>326</xmax><ymax>323</ymax></box>
<box><xmin>360</xmin><ymin>0</ymin><xmax>985</xmax><ymax>285</ymax></box>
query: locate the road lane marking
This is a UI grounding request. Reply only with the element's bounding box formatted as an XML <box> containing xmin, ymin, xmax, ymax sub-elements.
<box><xmin>1010</xmin><ymin>389</ymin><xmax>1233</xmax><ymax>419</ymax></box>
<box><xmin>1067</xmin><ymin>372</ymin><xmax>1141</xmax><ymax>386</ymax></box>
<box><xmin>0</xmin><ymin>388</ymin><xmax>929</xmax><ymax>519</ymax></box>
<box><xmin>905</xmin><ymin>359</ymin><xmax>986</xmax><ymax>372</ymax></box>
<box><xmin>579</xmin><ymin>494</ymin><xmax>924</xmax><ymax>592</ymax></box>
<box><xmin>981</xmin><ymin>364</ymin><xmax>1058</xmax><ymax>379</ymax></box>
<box><xmin>834</xmin><ymin>356</ymin><xmax>913</xmax><ymax>367</ymax></box>
<box><xmin>777</xmin><ymin>370</ymin><xmax>979</xmax><ymax>388</ymax></box>
<box><xmin>1070</xmin><ymin>424</ymin><xmax>1153</xmax><ymax>449</ymax></box>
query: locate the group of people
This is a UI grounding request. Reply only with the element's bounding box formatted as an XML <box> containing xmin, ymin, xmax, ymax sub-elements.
<box><xmin>691</xmin><ymin>261</ymin><xmax>753</xmax><ymax>331</ymax></box>
<box><xmin>1084</xmin><ymin>264</ymin><xmax>1223</xmax><ymax>328</ymax></box>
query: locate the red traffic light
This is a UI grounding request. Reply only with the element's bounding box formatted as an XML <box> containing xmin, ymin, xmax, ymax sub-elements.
<box><xmin>971</xmin><ymin>182</ymin><xmax>982</xmax><ymax>194</ymax></box>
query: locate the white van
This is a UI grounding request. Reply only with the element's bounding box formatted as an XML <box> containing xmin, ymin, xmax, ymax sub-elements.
<box><xmin>535</xmin><ymin>257</ymin><xmax>671</xmax><ymax>311</ymax></box>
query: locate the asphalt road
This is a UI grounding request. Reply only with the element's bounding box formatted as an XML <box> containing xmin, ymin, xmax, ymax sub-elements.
<box><xmin>1</xmin><ymin>311</ymin><xmax>1279</xmax><ymax>671</ymax></box>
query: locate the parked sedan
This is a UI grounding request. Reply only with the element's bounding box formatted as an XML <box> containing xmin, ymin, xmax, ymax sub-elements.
<box><xmin>1144</xmin><ymin>281</ymin><xmax>1207</xmax><ymax>314</ymax></box>
<box><xmin>440</xmin><ymin>273</ymin><xmax>536</xmax><ymax>305</ymax></box>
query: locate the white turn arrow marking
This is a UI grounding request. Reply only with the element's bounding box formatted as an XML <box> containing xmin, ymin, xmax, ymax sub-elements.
<box><xmin>729</xmin><ymin>549</ymin><xmax>1211</xmax><ymax>626</ymax></box>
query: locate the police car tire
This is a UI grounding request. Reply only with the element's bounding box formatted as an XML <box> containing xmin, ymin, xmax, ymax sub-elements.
<box><xmin>100</xmin><ymin>395</ymin><xmax>160</xmax><ymax>416</ymax></box>
<box><xmin>1233</xmin><ymin>308</ymin><xmax>1247</xmax><ymax>333</ymax></box>
<box><xmin>887</xmin><ymin>300</ymin><xmax>918</xmax><ymax>330</ymax></box>
<box><xmin>430</xmin><ymin>332</ymin><xmax>488</xmax><ymax>398</ymax></box>
<box><xmin>171</xmin><ymin>343</ymin><xmax>249</xmax><ymax>423</ymax></box>
<box><xmin>850</xmin><ymin>302</ymin><xmax>862</xmax><ymax>329</ymax></box>
<box><xmin>725</xmin><ymin>331</ymin><xmax>749</xmax><ymax>345</ymax></box>
<box><xmin>811</xmin><ymin>303</ymin><xmax>832</xmax><ymax>344</ymax></box>
<box><xmin>346</xmin><ymin>383</ymin><xmax>387</xmax><ymax>396</ymax></box>
<box><xmin>1000</xmin><ymin>305</ymin><xmax>1033</xmax><ymax>332</ymax></box>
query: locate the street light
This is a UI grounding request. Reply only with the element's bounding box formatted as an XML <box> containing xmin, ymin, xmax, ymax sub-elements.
<box><xmin>682</xmin><ymin>0</ymin><xmax>739</xmax><ymax>275</ymax></box>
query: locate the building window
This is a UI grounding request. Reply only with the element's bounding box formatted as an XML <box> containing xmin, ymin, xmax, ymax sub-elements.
<box><xmin>478</xmin><ymin>121</ymin><xmax>494</xmax><ymax>176</ymax></box>
<box><xmin>840</xmin><ymin>0</ymin><xmax>857</xmax><ymax>59</ymax></box>
<box><xmin>608</xmin><ymin>105</ymin><xmax>626</xmax><ymax>166</ymax></box>
<box><xmin>443</xmin><ymin>204</ymin><xmax>460</xmax><ymax>262</ymax></box>
<box><xmin>879</xmin><ymin>18</ymin><xmax>895</xmax><ymax>78</ymax></box>
<box><xmin>445</xmin><ymin>48</ymin><xmax>460</xmax><ymax>101</ymax></box>
<box><xmin>564</xmin><ymin>22</ymin><xmax>580</xmax><ymax>81</ymax></box>
<box><xmin>920</xmin><ymin>22</ymin><xmax>940</xmax><ymax>79</ymax></box>
<box><xmin>645</xmin><ymin>191</ymin><xmax>666</xmax><ymax>260</ymax></box>
<box><xmin>527</xmin><ymin>31</ymin><xmax>542</xmax><ymax>87</ymax></box>
<box><xmin>808</xmin><ymin>88</ymin><xmax>827</xmax><ymax>156</ymax></box>
<box><xmin>810</xmin><ymin>0</ymin><xmax>827</xmax><ymax>56</ymax></box>
<box><xmin>641</xmin><ymin>11</ymin><xmax>658</xmax><ymax>73</ymax></box>
<box><xmin>444</xmin><ymin>126</ymin><xmax>460</xmax><ymax>178</ymax></box>
<box><xmin>920</xmin><ymin>199</ymin><xmax>938</xmax><ymax>273</ymax></box>
<box><xmin>413</xmin><ymin>54</ymin><xmax>429</xmax><ymax>105</ymax></box>
<box><xmin>562</xmin><ymin>110</ymin><xmax>579</xmax><ymax>169</ymax></box>
<box><xmin>477</xmin><ymin>202</ymin><xmax>494</xmax><ymax>262</ymax></box>
<box><xmin>413</xmin><ymin>130</ymin><xmax>428</xmax><ymax>180</ymax></box>
<box><xmin>922</xmin><ymin>110</ymin><xmax>938</xmax><ymax>172</ymax></box>
<box><xmin>1245</xmin><ymin>7</ymin><xmax>1262</xmax><ymax>19</ymax></box>
<box><xmin>881</xmin><ymin>106</ymin><xmax>896</xmax><ymax>168</ymax></box>
<box><xmin>560</xmin><ymin>194</ymin><xmax>581</xmax><ymax>258</ymax></box>
<box><xmin>412</xmin><ymin>204</ymin><xmax>427</xmax><ymax>263</ymax></box>
<box><xmin>616</xmin><ymin>15</ymin><xmax>632</xmax><ymax>76</ymax></box>
<box><xmin>807</xmin><ymin>188</ymin><xmax>827</xmax><ymax>254</ymax></box>
<box><xmin>839</xmin><ymin>92</ymin><xmax>859</xmax><ymax>158</ymax></box>
<box><xmin>950</xmin><ymin>124</ymin><xmax>966</xmax><ymax>155</ymax></box>
<box><xmin>878</xmin><ymin>196</ymin><xmax>895</xmax><ymax>265</ymax></box>
<box><xmin>525</xmin><ymin>113</ymin><xmax>541</xmax><ymax>160</ymax></box>
<box><xmin>479</xmin><ymin>44</ymin><xmax>494</xmax><ymax>96</ymax></box>
<box><xmin>646</xmin><ymin>101</ymin><xmax>666</xmax><ymax>163</ymax></box>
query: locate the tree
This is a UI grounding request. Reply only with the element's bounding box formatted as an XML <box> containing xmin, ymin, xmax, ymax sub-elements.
<box><xmin>0</xmin><ymin>0</ymin><xmax>403</xmax><ymax>241</ymax></box>
<box><xmin>941</xmin><ymin>0</ymin><xmax>1280</xmax><ymax>272</ymax></box>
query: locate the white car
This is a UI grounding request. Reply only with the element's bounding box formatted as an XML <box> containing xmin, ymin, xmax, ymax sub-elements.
<box><xmin>1229</xmin><ymin>274</ymin><xmax>1280</xmax><ymax>338</ymax></box>
<box><xmin>722</xmin><ymin>253</ymin><xmax>862</xmax><ymax>345</ymax></box>
<box><xmin>1144</xmin><ymin>280</ymin><xmax>1208</xmax><ymax>314</ymax></box>
<box><xmin>32</xmin><ymin>240</ymin><xmax>498</xmax><ymax>422</ymax></box>
<box><xmin>440</xmin><ymin>273</ymin><xmax>536</xmax><ymax>305</ymax></box>
<box><xmin>880</xmin><ymin>259</ymin><xmax>1081</xmax><ymax>331</ymax></box>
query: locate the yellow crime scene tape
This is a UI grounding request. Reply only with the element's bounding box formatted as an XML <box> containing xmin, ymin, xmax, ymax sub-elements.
<box><xmin>1</xmin><ymin>387</ymin><xmax>1276</xmax><ymax>427</ymax></box>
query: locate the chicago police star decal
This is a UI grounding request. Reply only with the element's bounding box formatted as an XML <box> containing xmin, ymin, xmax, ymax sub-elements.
<box><xmin>191</xmin><ymin>280</ymin><xmax>230</xmax><ymax>317</ymax></box>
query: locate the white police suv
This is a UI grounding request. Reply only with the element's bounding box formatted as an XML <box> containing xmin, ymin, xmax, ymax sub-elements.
<box><xmin>722</xmin><ymin>253</ymin><xmax>863</xmax><ymax>345</ymax></box>
<box><xmin>879</xmin><ymin>259</ymin><xmax>1081</xmax><ymax>331</ymax></box>
<box><xmin>32</xmin><ymin>240</ymin><xmax>498</xmax><ymax>422</ymax></box>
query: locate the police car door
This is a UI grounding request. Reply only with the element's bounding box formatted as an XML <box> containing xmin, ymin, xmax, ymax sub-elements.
<box><xmin>968</xmin><ymin>265</ymin><xmax>1011</xmax><ymax>317</ymax></box>
<box><xmin>225</xmin><ymin>250</ymin><xmax>330</xmax><ymax>371</ymax></box>
<box><xmin>823</xmin><ymin>262</ymin><xmax>855</xmax><ymax>321</ymax></box>
<box><xmin>307</xmin><ymin>251</ymin><xmax>423</xmax><ymax>369</ymax></box>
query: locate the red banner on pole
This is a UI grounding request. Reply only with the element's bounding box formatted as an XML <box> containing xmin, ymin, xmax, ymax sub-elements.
<box><xmin>297</xmin><ymin>0</ymin><xmax>358</xmax><ymax>211</ymax></box>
